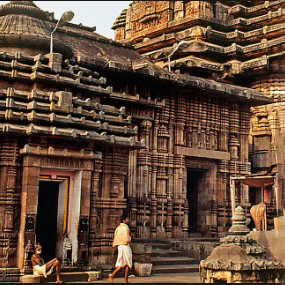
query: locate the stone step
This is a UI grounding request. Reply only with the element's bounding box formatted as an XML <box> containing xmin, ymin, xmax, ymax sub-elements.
<box><xmin>44</xmin><ymin>271</ymin><xmax>100</xmax><ymax>283</ymax></box>
<box><xmin>151</xmin><ymin>264</ymin><xmax>199</xmax><ymax>274</ymax></box>
<box><xmin>150</xmin><ymin>249</ymin><xmax>185</xmax><ymax>258</ymax></box>
<box><xmin>151</xmin><ymin>256</ymin><xmax>199</xmax><ymax>266</ymax></box>
<box><xmin>135</xmin><ymin>242</ymin><xmax>171</xmax><ymax>250</ymax></box>
<box><xmin>133</xmin><ymin>239</ymin><xmax>169</xmax><ymax>244</ymax></box>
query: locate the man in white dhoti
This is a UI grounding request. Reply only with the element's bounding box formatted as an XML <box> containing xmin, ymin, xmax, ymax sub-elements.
<box><xmin>31</xmin><ymin>243</ymin><xmax>63</xmax><ymax>283</ymax></box>
<box><xmin>109</xmin><ymin>215</ymin><xmax>132</xmax><ymax>283</ymax></box>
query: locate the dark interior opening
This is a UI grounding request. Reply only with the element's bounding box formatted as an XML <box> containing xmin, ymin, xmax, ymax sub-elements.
<box><xmin>187</xmin><ymin>169</ymin><xmax>202</xmax><ymax>233</ymax></box>
<box><xmin>36</xmin><ymin>180</ymin><xmax>59</xmax><ymax>262</ymax></box>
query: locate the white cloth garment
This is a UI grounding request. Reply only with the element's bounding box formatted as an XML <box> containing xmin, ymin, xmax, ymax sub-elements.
<box><xmin>33</xmin><ymin>264</ymin><xmax>54</xmax><ymax>278</ymax></box>
<box><xmin>115</xmin><ymin>244</ymin><xmax>132</xmax><ymax>268</ymax></box>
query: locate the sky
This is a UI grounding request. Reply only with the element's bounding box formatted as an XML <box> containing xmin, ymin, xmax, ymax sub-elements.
<box><xmin>0</xmin><ymin>1</ymin><xmax>132</xmax><ymax>39</ymax></box>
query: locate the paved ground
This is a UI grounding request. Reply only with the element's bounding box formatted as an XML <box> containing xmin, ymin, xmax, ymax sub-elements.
<box><xmin>92</xmin><ymin>273</ymin><xmax>202</xmax><ymax>283</ymax></box>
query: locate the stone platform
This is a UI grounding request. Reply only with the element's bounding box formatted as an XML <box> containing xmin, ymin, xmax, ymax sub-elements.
<box><xmin>47</xmin><ymin>272</ymin><xmax>202</xmax><ymax>283</ymax></box>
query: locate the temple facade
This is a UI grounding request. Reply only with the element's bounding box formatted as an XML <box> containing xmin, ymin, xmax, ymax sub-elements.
<box><xmin>113</xmin><ymin>0</ymin><xmax>285</xmax><ymax>229</ymax></box>
<box><xmin>0</xmin><ymin>0</ymin><xmax>273</xmax><ymax>278</ymax></box>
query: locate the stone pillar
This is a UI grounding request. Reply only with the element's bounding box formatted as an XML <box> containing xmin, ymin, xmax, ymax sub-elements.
<box><xmin>89</xmin><ymin>159</ymin><xmax>102</xmax><ymax>266</ymax></box>
<box><xmin>47</xmin><ymin>53</ymin><xmax>62</xmax><ymax>73</ymax></box>
<box><xmin>217</xmin><ymin>160</ymin><xmax>229</xmax><ymax>236</ymax></box>
<box><xmin>0</xmin><ymin>140</ymin><xmax>21</xmax><ymax>268</ymax></box>
<box><xmin>78</xmin><ymin>169</ymin><xmax>92</xmax><ymax>266</ymax></box>
<box><xmin>175</xmin><ymin>94</ymin><xmax>186</xmax><ymax>146</ymax></box>
<box><xmin>174</xmin><ymin>1</ymin><xmax>184</xmax><ymax>19</ymax></box>
<box><xmin>17</xmin><ymin>161</ymin><xmax>40</xmax><ymax>270</ymax></box>
<box><xmin>150</xmin><ymin>164</ymin><xmax>157</xmax><ymax>239</ymax></box>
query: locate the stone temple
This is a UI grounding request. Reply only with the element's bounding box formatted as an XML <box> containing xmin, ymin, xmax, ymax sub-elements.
<box><xmin>0</xmin><ymin>0</ymin><xmax>283</xmax><ymax>280</ymax></box>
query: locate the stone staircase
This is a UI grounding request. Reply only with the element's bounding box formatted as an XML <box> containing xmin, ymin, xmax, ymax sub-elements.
<box><xmin>133</xmin><ymin>239</ymin><xmax>200</xmax><ymax>275</ymax></box>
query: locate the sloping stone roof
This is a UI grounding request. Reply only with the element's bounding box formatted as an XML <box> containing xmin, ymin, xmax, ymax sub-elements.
<box><xmin>0</xmin><ymin>0</ymin><xmax>272</xmax><ymax>106</ymax></box>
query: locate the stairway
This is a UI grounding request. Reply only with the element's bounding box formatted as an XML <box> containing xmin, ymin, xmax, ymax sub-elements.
<box><xmin>134</xmin><ymin>239</ymin><xmax>200</xmax><ymax>275</ymax></box>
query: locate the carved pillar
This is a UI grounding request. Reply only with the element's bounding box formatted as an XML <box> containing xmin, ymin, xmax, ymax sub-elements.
<box><xmin>219</xmin><ymin>100</ymin><xmax>229</xmax><ymax>152</ymax></box>
<box><xmin>128</xmin><ymin>150</ymin><xmax>138</xmax><ymax>235</ymax></box>
<box><xmin>217</xmin><ymin>160</ymin><xmax>229</xmax><ymax>236</ymax></box>
<box><xmin>240</xmin><ymin>106</ymin><xmax>251</xmax><ymax>206</ymax></box>
<box><xmin>0</xmin><ymin>139</ymin><xmax>21</xmax><ymax>268</ymax></box>
<box><xmin>78</xmin><ymin>169</ymin><xmax>92</xmax><ymax>266</ymax></box>
<box><xmin>172</xmin><ymin>155</ymin><xmax>184</xmax><ymax>238</ymax></box>
<box><xmin>174</xmin><ymin>1</ymin><xmax>184</xmax><ymax>19</ymax></box>
<box><xmin>184</xmin><ymin>1</ymin><xmax>213</xmax><ymax>18</ymax></box>
<box><xmin>175</xmin><ymin>94</ymin><xmax>186</xmax><ymax>146</ymax></box>
<box><xmin>150</xmin><ymin>163</ymin><xmax>157</xmax><ymax>239</ymax></box>
<box><xmin>89</xmin><ymin>158</ymin><xmax>102</xmax><ymax>266</ymax></box>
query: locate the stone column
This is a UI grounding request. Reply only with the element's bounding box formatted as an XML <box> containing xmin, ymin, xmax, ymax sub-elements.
<box><xmin>89</xmin><ymin>159</ymin><xmax>102</xmax><ymax>266</ymax></box>
<box><xmin>17</xmin><ymin>159</ymin><xmax>40</xmax><ymax>270</ymax></box>
<box><xmin>174</xmin><ymin>1</ymin><xmax>184</xmax><ymax>19</ymax></box>
<box><xmin>0</xmin><ymin>139</ymin><xmax>21</xmax><ymax>268</ymax></box>
<box><xmin>78</xmin><ymin>169</ymin><xmax>92</xmax><ymax>266</ymax></box>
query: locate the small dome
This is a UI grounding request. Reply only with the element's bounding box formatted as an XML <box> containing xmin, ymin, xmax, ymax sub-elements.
<box><xmin>0</xmin><ymin>1</ymin><xmax>73</xmax><ymax>57</ymax></box>
<box><xmin>0</xmin><ymin>1</ymin><xmax>52</xmax><ymax>21</ymax></box>
<box><xmin>0</xmin><ymin>14</ymin><xmax>50</xmax><ymax>37</ymax></box>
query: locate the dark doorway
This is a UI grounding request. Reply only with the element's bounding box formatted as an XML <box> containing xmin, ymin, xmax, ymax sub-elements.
<box><xmin>187</xmin><ymin>170</ymin><xmax>202</xmax><ymax>233</ymax></box>
<box><xmin>36</xmin><ymin>181</ymin><xmax>59</xmax><ymax>262</ymax></box>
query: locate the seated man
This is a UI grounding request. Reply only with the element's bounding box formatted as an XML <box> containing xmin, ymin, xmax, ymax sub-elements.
<box><xmin>31</xmin><ymin>243</ymin><xmax>63</xmax><ymax>284</ymax></box>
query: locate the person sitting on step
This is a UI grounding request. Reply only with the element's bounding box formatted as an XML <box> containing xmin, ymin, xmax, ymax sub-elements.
<box><xmin>31</xmin><ymin>242</ymin><xmax>63</xmax><ymax>284</ymax></box>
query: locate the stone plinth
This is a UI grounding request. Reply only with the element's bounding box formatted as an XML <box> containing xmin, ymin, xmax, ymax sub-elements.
<box><xmin>20</xmin><ymin>274</ymin><xmax>41</xmax><ymax>283</ymax></box>
<box><xmin>134</xmin><ymin>262</ymin><xmax>152</xmax><ymax>277</ymax></box>
<box><xmin>200</xmin><ymin>206</ymin><xmax>285</xmax><ymax>283</ymax></box>
<box><xmin>87</xmin><ymin>271</ymin><xmax>101</xmax><ymax>282</ymax></box>
<box><xmin>131</xmin><ymin>244</ymin><xmax>152</xmax><ymax>263</ymax></box>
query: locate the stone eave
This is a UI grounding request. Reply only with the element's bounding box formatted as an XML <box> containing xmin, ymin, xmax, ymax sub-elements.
<box><xmin>141</xmin><ymin>34</ymin><xmax>285</xmax><ymax>62</ymax></box>
<box><xmin>229</xmin><ymin>8</ymin><xmax>285</xmax><ymax>29</ymax></box>
<box><xmin>76</xmin><ymin>54</ymin><xmax>271</xmax><ymax>105</ymax></box>
<box><xmin>0</xmin><ymin>123</ymin><xmax>145</xmax><ymax>149</ymax></box>
<box><xmin>57</xmin><ymin>25</ymin><xmax>134</xmax><ymax>50</ymax></box>
<box><xmin>167</xmin><ymin>73</ymin><xmax>272</xmax><ymax>105</ymax></box>
<box><xmin>135</xmin><ymin>20</ymin><xmax>285</xmax><ymax>55</ymax></box>
<box><xmin>206</xmin><ymin>22</ymin><xmax>285</xmax><ymax>45</ymax></box>
<box><xmin>127</xmin><ymin>15</ymin><xmax>229</xmax><ymax>44</ymax></box>
<box><xmin>229</xmin><ymin>0</ymin><xmax>285</xmax><ymax>17</ymax></box>
<box><xmin>217</xmin><ymin>0</ymin><xmax>262</xmax><ymax>6</ymax></box>
<box><xmin>166</xmin><ymin>55</ymin><xmax>223</xmax><ymax>73</ymax></box>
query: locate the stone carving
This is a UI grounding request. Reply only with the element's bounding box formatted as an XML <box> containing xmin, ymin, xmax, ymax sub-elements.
<box><xmin>0</xmin><ymin>0</ymin><xmax>278</xmax><ymax>280</ymax></box>
<box><xmin>200</xmin><ymin>206</ymin><xmax>284</xmax><ymax>283</ymax></box>
<box><xmin>62</xmin><ymin>236</ymin><xmax>72</xmax><ymax>266</ymax></box>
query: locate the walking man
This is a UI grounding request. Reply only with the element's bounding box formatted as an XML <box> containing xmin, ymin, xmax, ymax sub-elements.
<box><xmin>109</xmin><ymin>215</ymin><xmax>132</xmax><ymax>283</ymax></box>
<box><xmin>31</xmin><ymin>243</ymin><xmax>63</xmax><ymax>283</ymax></box>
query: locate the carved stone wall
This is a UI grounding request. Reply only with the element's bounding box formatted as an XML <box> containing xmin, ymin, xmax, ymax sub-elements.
<box><xmin>126</xmin><ymin>86</ymin><xmax>252</xmax><ymax>239</ymax></box>
<box><xmin>0</xmin><ymin>1</ymin><xmax>271</xmax><ymax>276</ymax></box>
<box><xmin>0</xmin><ymin>138</ymin><xmax>21</xmax><ymax>268</ymax></box>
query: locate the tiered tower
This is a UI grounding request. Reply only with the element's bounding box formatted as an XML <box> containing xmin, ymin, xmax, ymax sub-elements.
<box><xmin>113</xmin><ymin>0</ymin><xmax>285</xmax><ymax>219</ymax></box>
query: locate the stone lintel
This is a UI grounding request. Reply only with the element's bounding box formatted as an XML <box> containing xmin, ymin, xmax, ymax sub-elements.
<box><xmin>175</xmin><ymin>146</ymin><xmax>230</xmax><ymax>160</ymax></box>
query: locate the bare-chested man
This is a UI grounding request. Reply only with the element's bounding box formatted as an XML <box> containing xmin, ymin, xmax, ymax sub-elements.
<box><xmin>31</xmin><ymin>243</ymin><xmax>63</xmax><ymax>284</ymax></box>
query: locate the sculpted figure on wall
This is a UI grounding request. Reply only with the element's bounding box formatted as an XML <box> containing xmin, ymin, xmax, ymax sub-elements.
<box><xmin>184</xmin><ymin>1</ymin><xmax>213</xmax><ymax>18</ymax></box>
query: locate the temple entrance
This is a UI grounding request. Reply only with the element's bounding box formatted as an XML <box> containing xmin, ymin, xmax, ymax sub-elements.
<box><xmin>36</xmin><ymin>180</ymin><xmax>60</xmax><ymax>262</ymax></box>
<box><xmin>187</xmin><ymin>169</ymin><xmax>204</xmax><ymax>233</ymax></box>
<box><xmin>35</xmin><ymin>170</ymin><xmax>82</xmax><ymax>265</ymax></box>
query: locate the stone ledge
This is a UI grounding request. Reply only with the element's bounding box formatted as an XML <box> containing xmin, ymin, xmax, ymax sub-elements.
<box><xmin>175</xmin><ymin>146</ymin><xmax>230</xmax><ymax>161</ymax></box>
<box><xmin>20</xmin><ymin>274</ymin><xmax>41</xmax><ymax>283</ymax></box>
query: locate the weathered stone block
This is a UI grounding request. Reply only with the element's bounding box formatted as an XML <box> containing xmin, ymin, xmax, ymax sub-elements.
<box><xmin>131</xmin><ymin>244</ymin><xmax>152</xmax><ymax>263</ymax></box>
<box><xmin>20</xmin><ymin>275</ymin><xmax>41</xmax><ymax>283</ymax></box>
<box><xmin>87</xmin><ymin>271</ymin><xmax>101</xmax><ymax>282</ymax></box>
<box><xmin>134</xmin><ymin>262</ymin><xmax>152</xmax><ymax>277</ymax></box>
